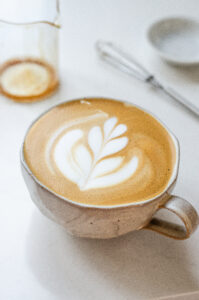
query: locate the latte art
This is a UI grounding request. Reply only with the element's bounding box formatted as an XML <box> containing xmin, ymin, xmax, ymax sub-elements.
<box><xmin>24</xmin><ymin>98</ymin><xmax>176</xmax><ymax>206</ymax></box>
<box><xmin>47</xmin><ymin>116</ymin><xmax>138</xmax><ymax>190</ymax></box>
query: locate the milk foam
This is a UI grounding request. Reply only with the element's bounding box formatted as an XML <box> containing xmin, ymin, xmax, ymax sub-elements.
<box><xmin>24</xmin><ymin>98</ymin><xmax>175</xmax><ymax>206</ymax></box>
<box><xmin>47</xmin><ymin>116</ymin><xmax>139</xmax><ymax>190</ymax></box>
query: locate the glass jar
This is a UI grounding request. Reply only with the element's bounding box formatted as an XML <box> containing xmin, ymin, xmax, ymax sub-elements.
<box><xmin>0</xmin><ymin>0</ymin><xmax>60</xmax><ymax>102</ymax></box>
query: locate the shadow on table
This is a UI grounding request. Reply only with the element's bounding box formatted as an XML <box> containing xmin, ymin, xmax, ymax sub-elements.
<box><xmin>175</xmin><ymin>65</ymin><xmax>199</xmax><ymax>84</ymax></box>
<box><xmin>26</xmin><ymin>210</ymin><xmax>199</xmax><ymax>300</ymax></box>
<box><xmin>162</xmin><ymin>59</ymin><xmax>199</xmax><ymax>84</ymax></box>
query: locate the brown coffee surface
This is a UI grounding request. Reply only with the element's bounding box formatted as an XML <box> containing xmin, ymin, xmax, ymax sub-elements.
<box><xmin>0</xmin><ymin>58</ymin><xmax>58</xmax><ymax>102</ymax></box>
<box><xmin>23</xmin><ymin>98</ymin><xmax>176</xmax><ymax>206</ymax></box>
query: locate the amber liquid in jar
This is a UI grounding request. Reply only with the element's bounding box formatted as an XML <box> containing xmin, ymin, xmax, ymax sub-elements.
<box><xmin>0</xmin><ymin>58</ymin><xmax>59</xmax><ymax>102</ymax></box>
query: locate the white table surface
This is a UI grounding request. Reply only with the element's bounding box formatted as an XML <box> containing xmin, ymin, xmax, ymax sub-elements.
<box><xmin>0</xmin><ymin>1</ymin><xmax>199</xmax><ymax>299</ymax></box>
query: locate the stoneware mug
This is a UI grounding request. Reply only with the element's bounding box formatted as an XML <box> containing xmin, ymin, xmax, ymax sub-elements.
<box><xmin>20</xmin><ymin>98</ymin><xmax>199</xmax><ymax>239</ymax></box>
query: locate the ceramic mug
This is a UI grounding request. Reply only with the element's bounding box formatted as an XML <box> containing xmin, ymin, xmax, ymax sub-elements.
<box><xmin>20</xmin><ymin>99</ymin><xmax>199</xmax><ymax>239</ymax></box>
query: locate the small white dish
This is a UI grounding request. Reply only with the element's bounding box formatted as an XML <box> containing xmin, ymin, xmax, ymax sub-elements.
<box><xmin>147</xmin><ymin>17</ymin><xmax>199</xmax><ymax>66</ymax></box>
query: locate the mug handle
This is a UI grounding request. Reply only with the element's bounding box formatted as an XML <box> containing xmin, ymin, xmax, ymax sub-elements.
<box><xmin>144</xmin><ymin>195</ymin><xmax>199</xmax><ymax>239</ymax></box>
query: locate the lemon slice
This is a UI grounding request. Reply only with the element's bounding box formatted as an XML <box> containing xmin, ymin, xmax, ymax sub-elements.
<box><xmin>0</xmin><ymin>59</ymin><xmax>57</xmax><ymax>100</ymax></box>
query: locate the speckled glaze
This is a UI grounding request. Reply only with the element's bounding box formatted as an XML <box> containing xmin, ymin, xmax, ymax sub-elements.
<box><xmin>21</xmin><ymin>161</ymin><xmax>176</xmax><ymax>238</ymax></box>
<box><xmin>20</xmin><ymin>98</ymin><xmax>199</xmax><ymax>239</ymax></box>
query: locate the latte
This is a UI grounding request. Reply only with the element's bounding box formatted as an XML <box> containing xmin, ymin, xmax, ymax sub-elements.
<box><xmin>23</xmin><ymin>98</ymin><xmax>176</xmax><ymax>206</ymax></box>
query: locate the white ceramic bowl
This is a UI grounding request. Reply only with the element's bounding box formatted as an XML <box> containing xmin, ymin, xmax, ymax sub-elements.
<box><xmin>147</xmin><ymin>17</ymin><xmax>199</xmax><ymax>66</ymax></box>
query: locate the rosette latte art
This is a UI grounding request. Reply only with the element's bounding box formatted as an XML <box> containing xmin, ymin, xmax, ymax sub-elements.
<box><xmin>24</xmin><ymin>98</ymin><xmax>176</xmax><ymax>206</ymax></box>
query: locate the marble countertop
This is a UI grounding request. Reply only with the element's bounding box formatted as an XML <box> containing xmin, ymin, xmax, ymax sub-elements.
<box><xmin>0</xmin><ymin>0</ymin><xmax>199</xmax><ymax>299</ymax></box>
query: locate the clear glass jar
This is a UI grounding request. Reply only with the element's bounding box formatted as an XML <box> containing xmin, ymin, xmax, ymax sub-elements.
<box><xmin>0</xmin><ymin>0</ymin><xmax>60</xmax><ymax>102</ymax></box>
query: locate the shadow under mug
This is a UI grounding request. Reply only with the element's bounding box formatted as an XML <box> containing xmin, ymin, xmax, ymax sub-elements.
<box><xmin>20</xmin><ymin>98</ymin><xmax>199</xmax><ymax>239</ymax></box>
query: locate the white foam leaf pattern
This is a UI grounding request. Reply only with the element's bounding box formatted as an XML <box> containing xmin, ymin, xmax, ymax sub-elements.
<box><xmin>91</xmin><ymin>157</ymin><xmax>123</xmax><ymax>178</ymax></box>
<box><xmin>84</xmin><ymin>156</ymin><xmax>138</xmax><ymax>190</ymax></box>
<box><xmin>103</xmin><ymin>117</ymin><xmax>117</xmax><ymax>139</ymax></box>
<box><xmin>54</xmin><ymin>129</ymin><xmax>83</xmax><ymax>183</ymax></box>
<box><xmin>109</xmin><ymin>124</ymin><xmax>127</xmax><ymax>139</ymax></box>
<box><xmin>88</xmin><ymin>126</ymin><xmax>102</xmax><ymax>159</ymax></box>
<box><xmin>52</xmin><ymin>116</ymin><xmax>139</xmax><ymax>190</ymax></box>
<box><xmin>74</xmin><ymin>144</ymin><xmax>92</xmax><ymax>175</ymax></box>
<box><xmin>100</xmin><ymin>137</ymin><xmax>128</xmax><ymax>159</ymax></box>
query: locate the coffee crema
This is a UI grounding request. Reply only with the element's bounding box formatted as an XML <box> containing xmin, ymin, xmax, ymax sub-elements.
<box><xmin>23</xmin><ymin>98</ymin><xmax>176</xmax><ymax>206</ymax></box>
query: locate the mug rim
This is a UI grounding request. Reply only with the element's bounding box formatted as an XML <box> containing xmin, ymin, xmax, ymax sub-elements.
<box><xmin>20</xmin><ymin>96</ymin><xmax>180</xmax><ymax>210</ymax></box>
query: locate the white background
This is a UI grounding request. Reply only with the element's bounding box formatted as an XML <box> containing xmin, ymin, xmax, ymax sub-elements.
<box><xmin>0</xmin><ymin>0</ymin><xmax>199</xmax><ymax>299</ymax></box>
